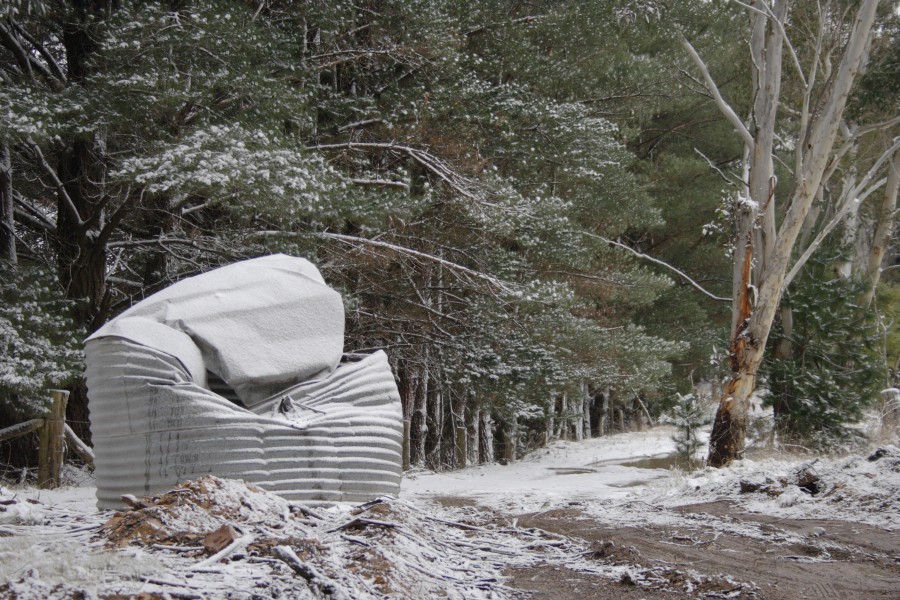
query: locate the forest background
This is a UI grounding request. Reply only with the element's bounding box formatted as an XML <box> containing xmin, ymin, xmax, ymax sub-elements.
<box><xmin>1</xmin><ymin>0</ymin><xmax>897</xmax><ymax>474</ymax></box>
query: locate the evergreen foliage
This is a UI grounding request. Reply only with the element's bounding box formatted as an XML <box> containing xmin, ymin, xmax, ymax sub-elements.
<box><xmin>1</xmin><ymin>0</ymin><xmax>891</xmax><ymax>469</ymax></box>
<box><xmin>764</xmin><ymin>259</ymin><xmax>885</xmax><ymax>448</ymax></box>
<box><xmin>0</xmin><ymin>263</ymin><xmax>83</xmax><ymax>419</ymax></box>
<box><xmin>671</xmin><ymin>393</ymin><xmax>707</xmax><ymax>465</ymax></box>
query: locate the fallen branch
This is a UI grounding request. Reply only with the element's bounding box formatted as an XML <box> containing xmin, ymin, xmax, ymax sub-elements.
<box><xmin>63</xmin><ymin>424</ymin><xmax>94</xmax><ymax>470</ymax></box>
<box><xmin>328</xmin><ymin>517</ymin><xmax>400</xmax><ymax>533</ymax></box>
<box><xmin>272</xmin><ymin>545</ymin><xmax>348</xmax><ymax>599</ymax></box>
<box><xmin>190</xmin><ymin>530</ymin><xmax>254</xmax><ymax>570</ymax></box>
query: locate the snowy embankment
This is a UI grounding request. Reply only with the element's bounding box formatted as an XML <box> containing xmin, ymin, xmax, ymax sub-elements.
<box><xmin>2</xmin><ymin>427</ymin><xmax>898</xmax><ymax>599</ymax></box>
<box><xmin>407</xmin><ymin>426</ymin><xmax>900</xmax><ymax>531</ymax></box>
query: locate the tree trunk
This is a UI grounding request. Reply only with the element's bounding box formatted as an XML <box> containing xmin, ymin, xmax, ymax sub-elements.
<box><xmin>581</xmin><ymin>381</ymin><xmax>592</xmax><ymax>441</ymax></box>
<box><xmin>452</xmin><ymin>393</ymin><xmax>466</xmax><ymax>469</ymax></box>
<box><xmin>502</xmin><ymin>413</ymin><xmax>517</xmax><ymax>464</ymax></box>
<box><xmin>409</xmin><ymin>363</ymin><xmax>428</xmax><ymax>467</ymax></box>
<box><xmin>466</xmin><ymin>404</ymin><xmax>480</xmax><ymax>465</ymax></box>
<box><xmin>0</xmin><ymin>142</ymin><xmax>15</xmax><ymax>264</ymax></box>
<box><xmin>573</xmin><ymin>390</ymin><xmax>584</xmax><ymax>441</ymax></box>
<box><xmin>597</xmin><ymin>389</ymin><xmax>609</xmax><ymax>437</ymax></box>
<box><xmin>479</xmin><ymin>411</ymin><xmax>494</xmax><ymax>464</ymax></box>
<box><xmin>545</xmin><ymin>395</ymin><xmax>555</xmax><ymax>445</ymax></box>
<box><xmin>425</xmin><ymin>370</ymin><xmax>442</xmax><ymax>469</ymax></box>
<box><xmin>859</xmin><ymin>149</ymin><xmax>899</xmax><ymax>307</ymax></box>
<box><xmin>54</xmin><ymin>137</ymin><xmax>109</xmax><ymax>329</ymax></box>
<box><xmin>397</xmin><ymin>360</ymin><xmax>413</xmax><ymax>470</ymax></box>
<box><xmin>700</xmin><ymin>0</ymin><xmax>880</xmax><ymax>466</ymax></box>
<box><xmin>556</xmin><ymin>392</ymin><xmax>570</xmax><ymax>440</ymax></box>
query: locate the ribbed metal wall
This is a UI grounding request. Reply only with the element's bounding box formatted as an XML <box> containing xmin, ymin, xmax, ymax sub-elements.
<box><xmin>85</xmin><ymin>338</ymin><xmax>403</xmax><ymax>508</ymax></box>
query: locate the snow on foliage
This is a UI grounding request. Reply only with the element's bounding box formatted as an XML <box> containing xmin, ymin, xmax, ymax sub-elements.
<box><xmin>113</xmin><ymin>124</ymin><xmax>346</xmax><ymax>215</ymax></box>
<box><xmin>0</xmin><ymin>264</ymin><xmax>83</xmax><ymax>417</ymax></box>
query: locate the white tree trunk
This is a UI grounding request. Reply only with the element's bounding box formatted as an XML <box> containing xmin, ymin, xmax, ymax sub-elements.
<box><xmin>859</xmin><ymin>149</ymin><xmax>899</xmax><ymax>307</ymax></box>
<box><xmin>687</xmin><ymin>0</ymin><xmax>883</xmax><ymax>466</ymax></box>
<box><xmin>479</xmin><ymin>411</ymin><xmax>494</xmax><ymax>464</ymax></box>
<box><xmin>582</xmin><ymin>381</ymin><xmax>592</xmax><ymax>441</ymax></box>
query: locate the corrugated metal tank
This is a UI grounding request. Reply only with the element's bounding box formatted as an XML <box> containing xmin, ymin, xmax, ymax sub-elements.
<box><xmin>84</xmin><ymin>256</ymin><xmax>403</xmax><ymax>508</ymax></box>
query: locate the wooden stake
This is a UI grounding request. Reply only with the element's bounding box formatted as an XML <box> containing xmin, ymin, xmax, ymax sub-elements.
<box><xmin>38</xmin><ymin>389</ymin><xmax>69</xmax><ymax>489</ymax></box>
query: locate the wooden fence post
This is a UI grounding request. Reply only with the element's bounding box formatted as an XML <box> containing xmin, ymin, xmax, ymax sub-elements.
<box><xmin>38</xmin><ymin>389</ymin><xmax>69</xmax><ymax>489</ymax></box>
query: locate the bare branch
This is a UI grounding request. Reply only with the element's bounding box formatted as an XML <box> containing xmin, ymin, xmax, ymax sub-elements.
<box><xmin>797</xmin><ymin>0</ymin><xmax>827</xmax><ymax>174</ymax></box>
<box><xmin>680</xmin><ymin>34</ymin><xmax>755</xmax><ymax>148</ymax></box>
<box><xmin>255</xmin><ymin>230</ymin><xmax>515</xmax><ymax>294</ymax></box>
<box><xmin>826</xmin><ymin>116</ymin><xmax>900</xmax><ymax>179</ymax></box>
<box><xmin>775</xmin><ymin>0</ymin><xmax>880</xmax><ymax>258</ymax></box>
<box><xmin>693</xmin><ymin>148</ymin><xmax>737</xmax><ymax>184</ymax></box>
<box><xmin>11</xmin><ymin>19</ymin><xmax>65</xmax><ymax>83</ymax></box>
<box><xmin>309</xmin><ymin>141</ymin><xmax>478</xmax><ymax>200</ymax></box>
<box><xmin>13</xmin><ymin>192</ymin><xmax>56</xmax><ymax>230</ymax></box>
<box><xmin>351</xmin><ymin>178</ymin><xmax>410</xmax><ymax>191</ymax></box>
<box><xmin>784</xmin><ymin>137</ymin><xmax>900</xmax><ymax>287</ymax></box>
<box><xmin>0</xmin><ymin>20</ymin><xmax>33</xmax><ymax>80</ymax></box>
<box><xmin>14</xmin><ymin>206</ymin><xmax>55</xmax><ymax>232</ymax></box>
<box><xmin>337</xmin><ymin>118</ymin><xmax>384</xmax><ymax>132</ymax></box>
<box><xmin>583</xmin><ymin>232</ymin><xmax>730</xmax><ymax>302</ymax></box>
<box><xmin>25</xmin><ymin>138</ymin><xmax>85</xmax><ymax>227</ymax></box>
<box><xmin>754</xmin><ymin>0</ymin><xmax>807</xmax><ymax>88</ymax></box>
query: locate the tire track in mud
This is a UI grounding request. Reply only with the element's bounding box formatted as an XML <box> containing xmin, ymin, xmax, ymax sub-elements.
<box><xmin>509</xmin><ymin>501</ymin><xmax>899</xmax><ymax>599</ymax></box>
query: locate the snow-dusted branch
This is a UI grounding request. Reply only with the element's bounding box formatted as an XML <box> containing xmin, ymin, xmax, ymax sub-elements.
<box><xmin>25</xmin><ymin>139</ymin><xmax>85</xmax><ymax>227</ymax></box>
<box><xmin>254</xmin><ymin>230</ymin><xmax>514</xmax><ymax>293</ymax></box>
<box><xmin>10</xmin><ymin>19</ymin><xmax>65</xmax><ymax>83</ymax></box>
<box><xmin>784</xmin><ymin>137</ymin><xmax>900</xmax><ymax>287</ymax></box>
<box><xmin>309</xmin><ymin>141</ymin><xmax>478</xmax><ymax>200</ymax></box>
<box><xmin>351</xmin><ymin>178</ymin><xmax>410</xmax><ymax>191</ymax></box>
<box><xmin>680</xmin><ymin>35</ymin><xmax>754</xmax><ymax>148</ymax></box>
<box><xmin>583</xmin><ymin>232</ymin><xmax>730</xmax><ymax>302</ymax></box>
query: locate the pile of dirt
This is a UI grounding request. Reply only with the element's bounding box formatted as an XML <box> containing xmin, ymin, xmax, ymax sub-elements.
<box><xmin>87</xmin><ymin>475</ymin><xmax>589</xmax><ymax>599</ymax></box>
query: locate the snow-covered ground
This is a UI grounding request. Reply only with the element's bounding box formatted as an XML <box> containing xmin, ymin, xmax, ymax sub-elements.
<box><xmin>406</xmin><ymin>426</ymin><xmax>900</xmax><ymax>531</ymax></box>
<box><xmin>2</xmin><ymin>426</ymin><xmax>898</xmax><ymax>599</ymax></box>
<box><xmin>403</xmin><ymin>426</ymin><xmax>690</xmax><ymax>509</ymax></box>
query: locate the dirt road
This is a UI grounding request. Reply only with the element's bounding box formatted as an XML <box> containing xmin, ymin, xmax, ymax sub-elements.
<box><xmin>507</xmin><ymin>501</ymin><xmax>899</xmax><ymax>599</ymax></box>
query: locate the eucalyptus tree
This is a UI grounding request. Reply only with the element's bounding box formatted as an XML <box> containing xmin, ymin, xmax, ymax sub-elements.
<box><xmin>680</xmin><ymin>0</ymin><xmax>895</xmax><ymax>465</ymax></box>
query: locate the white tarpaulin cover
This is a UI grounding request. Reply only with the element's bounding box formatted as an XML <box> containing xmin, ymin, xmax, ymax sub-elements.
<box><xmin>85</xmin><ymin>255</ymin><xmax>403</xmax><ymax>508</ymax></box>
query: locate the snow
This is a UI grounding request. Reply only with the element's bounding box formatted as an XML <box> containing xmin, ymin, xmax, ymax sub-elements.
<box><xmin>403</xmin><ymin>427</ymin><xmax>690</xmax><ymax>509</ymax></box>
<box><xmin>653</xmin><ymin>446</ymin><xmax>900</xmax><ymax>530</ymax></box>
<box><xmin>2</xmin><ymin>427</ymin><xmax>898</xmax><ymax>598</ymax></box>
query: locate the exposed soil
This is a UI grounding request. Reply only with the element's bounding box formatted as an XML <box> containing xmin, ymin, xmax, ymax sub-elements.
<box><xmin>503</xmin><ymin>501</ymin><xmax>899</xmax><ymax>599</ymax></box>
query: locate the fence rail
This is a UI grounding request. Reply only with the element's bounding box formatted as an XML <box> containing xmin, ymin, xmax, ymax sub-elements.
<box><xmin>0</xmin><ymin>390</ymin><xmax>94</xmax><ymax>488</ymax></box>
